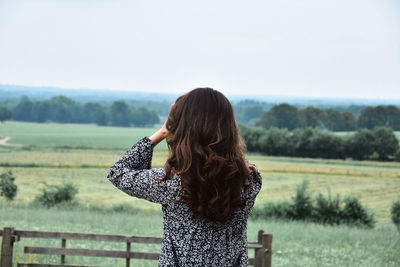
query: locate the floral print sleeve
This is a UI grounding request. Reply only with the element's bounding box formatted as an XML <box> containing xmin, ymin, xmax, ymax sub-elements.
<box><xmin>107</xmin><ymin>136</ymin><xmax>262</xmax><ymax>267</ymax></box>
<box><xmin>107</xmin><ymin>137</ymin><xmax>181</xmax><ymax>205</ymax></box>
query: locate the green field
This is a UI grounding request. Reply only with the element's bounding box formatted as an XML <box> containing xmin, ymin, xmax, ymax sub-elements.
<box><xmin>1</xmin><ymin>121</ymin><xmax>400</xmax><ymax>266</ymax></box>
<box><xmin>0</xmin><ymin>121</ymin><xmax>168</xmax><ymax>150</ymax></box>
<box><xmin>1</xmin><ymin>206</ymin><xmax>399</xmax><ymax>267</ymax></box>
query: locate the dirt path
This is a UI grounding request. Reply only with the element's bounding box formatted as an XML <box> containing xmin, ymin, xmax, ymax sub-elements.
<box><xmin>0</xmin><ymin>136</ymin><xmax>22</xmax><ymax>147</ymax></box>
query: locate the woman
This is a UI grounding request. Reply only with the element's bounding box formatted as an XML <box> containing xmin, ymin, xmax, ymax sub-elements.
<box><xmin>107</xmin><ymin>88</ymin><xmax>262</xmax><ymax>266</ymax></box>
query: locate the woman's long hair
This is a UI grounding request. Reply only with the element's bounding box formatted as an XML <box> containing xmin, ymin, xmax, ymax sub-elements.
<box><xmin>161</xmin><ymin>88</ymin><xmax>257</xmax><ymax>223</ymax></box>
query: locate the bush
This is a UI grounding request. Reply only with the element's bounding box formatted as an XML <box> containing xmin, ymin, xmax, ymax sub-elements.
<box><xmin>35</xmin><ymin>182</ymin><xmax>78</xmax><ymax>207</ymax></box>
<box><xmin>250</xmin><ymin>181</ymin><xmax>375</xmax><ymax>228</ymax></box>
<box><xmin>258</xmin><ymin>127</ymin><xmax>291</xmax><ymax>156</ymax></box>
<box><xmin>288</xmin><ymin>180</ymin><xmax>314</xmax><ymax>220</ymax></box>
<box><xmin>0</xmin><ymin>170</ymin><xmax>17</xmax><ymax>200</ymax></box>
<box><xmin>251</xmin><ymin>201</ymin><xmax>291</xmax><ymax>220</ymax></box>
<box><xmin>341</xmin><ymin>197</ymin><xmax>375</xmax><ymax>228</ymax></box>
<box><xmin>391</xmin><ymin>200</ymin><xmax>400</xmax><ymax>232</ymax></box>
<box><xmin>314</xmin><ymin>192</ymin><xmax>342</xmax><ymax>225</ymax></box>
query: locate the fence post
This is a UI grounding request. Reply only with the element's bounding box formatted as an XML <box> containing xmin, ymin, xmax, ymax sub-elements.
<box><xmin>126</xmin><ymin>241</ymin><xmax>131</xmax><ymax>267</ymax></box>
<box><xmin>1</xmin><ymin>227</ymin><xmax>15</xmax><ymax>267</ymax></box>
<box><xmin>61</xmin><ymin>238</ymin><xmax>66</xmax><ymax>264</ymax></box>
<box><xmin>255</xmin><ymin>230</ymin><xmax>265</xmax><ymax>267</ymax></box>
<box><xmin>263</xmin><ymin>233</ymin><xmax>273</xmax><ymax>267</ymax></box>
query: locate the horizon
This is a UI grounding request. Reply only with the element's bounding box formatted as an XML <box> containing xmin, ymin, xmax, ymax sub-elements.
<box><xmin>2</xmin><ymin>83</ymin><xmax>400</xmax><ymax>103</ymax></box>
<box><xmin>0</xmin><ymin>0</ymin><xmax>399</xmax><ymax>99</ymax></box>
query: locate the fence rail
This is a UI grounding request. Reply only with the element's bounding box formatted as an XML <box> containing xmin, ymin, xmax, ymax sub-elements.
<box><xmin>1</xmin><ymin>227</ymin><xmax>273</xmax><ymax>267</ymax></box>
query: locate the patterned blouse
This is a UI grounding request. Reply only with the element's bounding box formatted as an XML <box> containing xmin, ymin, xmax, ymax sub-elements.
<box><xmin>107</xmin><ymin>137</ymin><xmax>262</xmax><ymax>267</ymax></box>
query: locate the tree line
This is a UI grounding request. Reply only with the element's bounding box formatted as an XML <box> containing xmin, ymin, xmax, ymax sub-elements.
<box><xmin>253</xmin><ymin>103</ymin><xmax>400</xmax><ymax>131</ymax></box>
<box><xmin>1</xmin><ymin>96</ymin><xmax>400</xmax><ymax>132</ymax></box>
<box><xmin>0</xmin><ymin>96</ymin><xmax>160</xmax><ymax>127</ymax></box>
<box><xmin>239</xmin><ymin>124</ymin><xmax>400</xmax><ymax>161</ymax></box>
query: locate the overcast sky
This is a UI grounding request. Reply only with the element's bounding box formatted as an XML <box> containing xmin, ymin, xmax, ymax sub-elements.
<box><xmin>0</xmin><ymin>0</ymin><xmax>399</xmax><ymax>99</ymax></box>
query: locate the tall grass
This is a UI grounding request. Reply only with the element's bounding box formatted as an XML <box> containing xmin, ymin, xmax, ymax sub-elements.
<box><xmin>0</xmin><ymin>206</ymin><xmax>399</xmax><ymax>267</ymax></box>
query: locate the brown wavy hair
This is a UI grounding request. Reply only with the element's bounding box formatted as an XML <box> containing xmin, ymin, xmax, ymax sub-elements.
<box><xmin>161</xmin><ymin>88</ymin><xmax>258</xmax><ymax>223</ymax></box>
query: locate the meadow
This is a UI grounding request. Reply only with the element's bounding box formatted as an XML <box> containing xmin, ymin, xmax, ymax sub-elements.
<box><xmin>1</xmin><ymin>206</ymin><xmax>399</xmax><ymax>267</ymax></box>
<box><xmin>1</xmin><ymin>121</ymin><xmax>400</xmax><ymax>266</ymax></box>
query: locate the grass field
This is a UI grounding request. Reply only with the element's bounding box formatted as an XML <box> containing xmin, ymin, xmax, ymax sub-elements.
<box><xmin>1</xmin><ymin>122</ymin><xmax>399</xmax><ymax>220</ymax></box>
<box><xmin>1</xmin><ymin>121</ymin><xmax>400</xmax><ymax>266</ymax></box>
<box><xmin>0</xmin><ymin>121</ymin><xmax>168</xmax><ymax>151</ymax></box>
<box><xmin>1</xmin><ymin>206</ymin><xmax>399</xmax><ymax>267</ymax></box>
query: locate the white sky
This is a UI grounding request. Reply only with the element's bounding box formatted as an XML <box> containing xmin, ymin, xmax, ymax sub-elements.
<box><xmin>0</xmin><ymin>0</ymin><xmax>399</xmax><ymax>99</ymax></box>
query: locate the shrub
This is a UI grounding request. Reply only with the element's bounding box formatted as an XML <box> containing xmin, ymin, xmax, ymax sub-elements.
<box><xmin>391</xmin><ymin>200</ymin><xmax>400</xmax><ymax>232</ymax></box>
<box><xmin>35</xmin><ymin>182</ymin><xmax>78</xmax><ymax>207</ymax></box>
<box><xmin>258</xmin><ymin>127</ymin><xmax>291</xmax><ymax>156</ymax></box>
<box><xmin>250</xmin><ymin>182</ymin><xmax>375</xmax><ymax>228</ymax></box>
<box><xmin>288</xmin><ymin>180</ymin><xmax>314</xmax><ymax>220</ymax></box>
<box><xmin>251</xmin><ymin>201</ymin><xmax>291</xmax><ymax>220</ymax></box>
<box><xmin>340</xmin><ymin>197</ymin><xmax>375</xmax><ymax>228</ymax></box>
<box><xmin>314</xmin><ymin>192</ymin><xmax>341</xmax><ymax>225</ymax></box>
<box><xmin>0</xmin><ymin>170</ymin><xmax>17</xmax><ymax>200</ymax></box>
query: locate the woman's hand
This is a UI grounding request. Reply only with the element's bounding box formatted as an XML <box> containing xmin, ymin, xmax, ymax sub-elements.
<box><xmin>149</xmin><ymin>104</ymin><xmax>174</xmax><ymax>146</ymax></box>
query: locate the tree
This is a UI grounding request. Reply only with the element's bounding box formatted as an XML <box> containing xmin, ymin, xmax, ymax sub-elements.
<box><xmin>13</xmin><ymin>96</ymin><xmax>34</xmax><ymax>121</ymax></box>
<box><xmin>258</xmin><ymin>127</ymin><xmax>291</xmax><ymax>156</ymax></box>
<box><xmin>289</xmin><ymin>127</ymin><xmax>316</xmax><ymax>157</ymax></box>
<box><xmin>238</xmin><ymin>124</ymin><xmax>267</xmax><ymax>152</ymax></box>
<box><xmin>358</xmin><ymin>105</ymin><xmax>400</xmax><ymax>130</ymax></box>
<box><xmin>371</xmin><ymin>126</ymin><xmax>399</xmax><ymax>161</ymax></box>
<box><xmin>299</xmin><ymin>106</ymin><xmax>325</xmax><ymax>128</ymax></box>
<box><xmin>344</xmin><ymin>129</ymin><xmax>376</xmax><ymax>160</ymax></box>
<box><xmin>341</xmin><ymin>111</ymin><xmax>356</xmax><ymax>131</ymax></box>
<box><xmin>385</xmin><ymin>105</ymin><xmax>400</xmax><ymax>131</ymax></box>
<box><xmin>33</xmin><ymin>101</ymin><xmax>51</xmax><ymax>122</ymax></box>
<box><xmin>237</xmin><ymin>105</ymin><xmax>264</xmax><ymax>124</ymax></box>
<box><xmin>82</xmin><ymin>102</ymin><xmax>104</xmax><ymax>123</ymax></box>
<box><xmin>131</xmin><ymin>107</ymin><xmax>160</xmax><ymax>127</ymax></box>
<box><xmin>49</xmin><ymin>96</ymin><xmax>82</xmax><ymax>123</ymax></box>
<box><xmin>256</xmin><ymin>103</ymin><xmax>300</xmax><ymax>130</ymax></box>
<box><xmin>0</xmin><ymin>107</ymin><xmax>12</xmax><ymax>122</ymax></box>
<box><xmin>94</xmin><ymin>108</ymin><xmax>108</xmax><ymax>126</ymax></box>
<box><xmin>308</xmin><ymin>131</ymin><xmax>344</xmax><ymax>159</ymax></box>
<box><xmin>323</xmin><ymin>109</ymin><xmax>343</xmax><ymax>131</ymax></box>
<box><xmin>110</xmin><ymin>100</ymin><xmax>131</xmax><ymax>127</ymax></box>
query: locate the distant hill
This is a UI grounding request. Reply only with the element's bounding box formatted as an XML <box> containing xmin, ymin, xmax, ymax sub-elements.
<box><xmin>0</xmin><ymin>84</ymin><xmax>179</xmax><ymax>103</ymax></box>
<box><xmin>1</xmin><ymin>83</ymin><xmax>400</xmax><ymax>106</ymax></box>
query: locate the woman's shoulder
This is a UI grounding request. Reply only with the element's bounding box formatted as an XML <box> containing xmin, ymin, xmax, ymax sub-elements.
<box><xmin>245</xmin><ymin>161</ymin><xmax>262</xmax><ymax>198</ymax></box>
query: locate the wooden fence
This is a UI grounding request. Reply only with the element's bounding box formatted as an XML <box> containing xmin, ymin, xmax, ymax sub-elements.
<box><xmin>1</xmin><ymin>227</ymin><xmax>273</xmax><ymax>267</ymax></box>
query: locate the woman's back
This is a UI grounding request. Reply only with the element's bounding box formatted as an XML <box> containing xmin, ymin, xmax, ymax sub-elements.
<box><xmin>160</xmin><ymin>171</ymin><xmax>261</xmax><ymax>266</ymax></box>
<box><xmin>107</xmin><ymin>88</ymin><xmax>262</xmax><ymax>266</ymax></box>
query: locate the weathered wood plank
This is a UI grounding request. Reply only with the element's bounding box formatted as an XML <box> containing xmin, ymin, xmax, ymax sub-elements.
<box><xmin>247</xmin><ymin>243</ymin><xmax>263</xmax><ymax>249</ymax></box>
<box><xmin>249</xmin><ymin>258</ymin><xmax>256</xmax><ymax>266</ymax></box>
<box><xmin>263</xmin><ymin>233</ymin><xmax>273</xmax><ymax>267</ymax></box>
<box><xmin>24</xmin><ymin>246</ymin><xmax>160</xmax><ymax>260</ymax></box>
<box><xmin>12</xmin><ymin>229</ymin><xmax>260</xmax><ymax>248</ymax></box>
<box><xmin>1</xmin><ymin>227</ymin><xmax>14</xmax><ymax>267</ymax></box>
<box><xmin>15</xmin><ymin>230</ymin><xmax>162</xmax><ymax>244</ymax></box>
<box><xmin>17</xmin><ymin>264</ymin><xmax>101</xmax><ymax>267</ymax></box>
<box><xmin>255</xmin><ymin>230</ymin><xmax>265</xmax><ymax>267</ymax></box>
